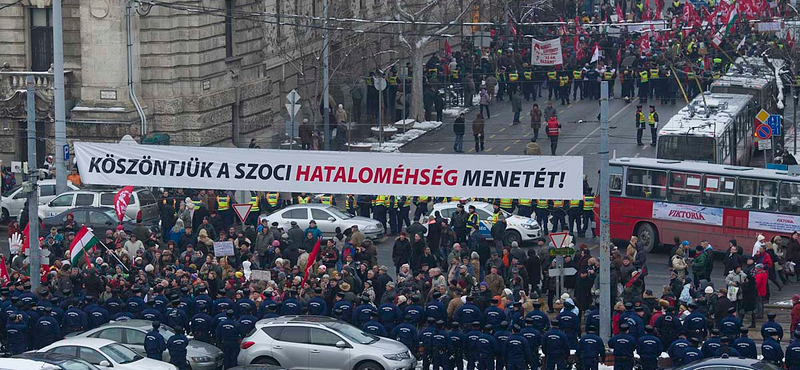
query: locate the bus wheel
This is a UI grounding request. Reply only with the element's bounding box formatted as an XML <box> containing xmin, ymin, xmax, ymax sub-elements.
<box><xmin>635</xmin><ymin>223</ymin><xmax>657</xmax><ymax>253</ymax></box>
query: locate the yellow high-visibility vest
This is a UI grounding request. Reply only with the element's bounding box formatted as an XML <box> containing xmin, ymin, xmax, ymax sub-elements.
<box><xmin>547</xmin><ymin>71</ymin><xmax>557</xmax><ymax>80</ymax></box>
<box><xmin>509</xmin><ymin>73</ymin><xmax>519</xmax><ymax>82</ymax></box>
<box><xmin>536</xmin><ymin>200</ymin><xmax>549</xmax><ymax>209</ymax></box>
<box><xmin>452</xmin><ymin>70</ymin><xmax>459</xmax><ymax>79</ymax></box>
<box><xmin>266</xmin><ymin>192</ymin><xmax>280</xmax><ymax>206</ymax></box>
<box><xmin>346</xmin><ymin>195</ymin><xmax>356</xmax><ymax>209</ymax></box>
<box><xmin>552</xmin><ymin>200</ymin><xmax>564</xmax><ymax>207</ymax></box>
<box><xmin>467</xmin><ymin>213</ymin><xmax>479</xmax><ymax>229</ymax></box>
<box><xmin>648</xmin><ymin>112</ymin><xmax>657</xmax><ymax>126</ymax></box>
<box><xmin>249</xmin><ymin>196</ymin><xmax>260</xmax><ymax>212</ymax></box>
<box><xmin>320</xmin><ymin>195</ymin><xmax>333</xmax><ymax>205</ymax></box>
<box><xmin>712</xmin><ymin>71</ymin><xmax>721</xmax><ymax>79</ymax></box>
<box><xmin>569</xmin><ymin>199</ymin><xmax>581</xmax><ymax>209</ymax></box>
<box><xmin>639</xmin><ymin>71</ymin><xmax>649</xmax><ymax>83</ymax></box>
<box><xmin>499</xmin><ymin>198</ymin><xmax>513</xmax><ymax>208</ymax></box>
<box><xmin>637</xmin><ymin>111</ymin><xmax>646</xmax><ymax>124</ymax></box>
<box><xmin>518</xmin><ymin>199</ymin><xmax>532</xmax><ymax>206</ymax></box>
<box><xmin>428</xmin><ymin>68</ymin><xmax>438</xmax><ymax>75</ymax></box>
<box><xmin>687</xmin><ymin>72</ymin><xmax>696</xmax><ymax>80</ymax></box>
<box><xmin>583</xmin><ymin>196</ymin><xmax>594</xmax><ymax>210</ymax></box>
<box><xmin>559</xmin><ymin>76</ymin><xmax>569</xmax><ymax>87</ymax></box>
<box><xmin>402</xmin><ymin>196</ymin><xmax>412</xmax><ymax>207</ymax></box>
<box><xmin>217</xmin><ymin>196</ymin><xmax>230</xmax><ymax>211</ymax></box>
<box><xmin>603</xmin><ymin>71</ymin><xmax>614</xmax><ymax>80</ymax></box>
<box><xmin>297</xmin><ymin>195</ymin><xmax>310</xmax><ymax>204</ymax></box>
<box><xmin>573</xmin><ymin>70</ymin><xmax>583</xmax><ymax>79</ymax></box>
<box><xmin>365</xmin><ymin>76</ymin><xmax>372</xmax><ymax>85</ymax></box>
<box><xmin>524</xmin><ymin>71</ymin><xmax>532</xmax><ymax>80</ymax></box>
<box><xmin>388</xmin><ymin>76</ymin><xmax>398</xmax><ymax>85</ymax></box>
<box><xmin>191</xmin><ymin>199</ymin><xmax>202</xmax><ymax>210</ymax></box>
<box><xmin>650</xmin><ymin>68</ymin><xmax>659</xmax><ymax>78</ymax></box>
<box><xmin>374</xmin><ymin>195</ymin><xmax>387</xmax><ymax>206</ymax></box>
<box><xmin>491</xmin><ymin>212</ymin><xmax>499</xmax><ymax>223</ymax></box>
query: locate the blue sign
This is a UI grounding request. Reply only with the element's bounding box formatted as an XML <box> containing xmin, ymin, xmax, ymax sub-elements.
<box><xmin>63</xmin><ymin>144</ymin><xmax>70</xmax><ymax>161</ymax></box>
<box><xmin>767</xmin><ymin>115</ymin><xmax>782</xmax><ymax>136</ymax></box>
<box><xmin>755</xmin><ymin>123</ymin><xmax>772</xmax><ymax>140</ymax></box>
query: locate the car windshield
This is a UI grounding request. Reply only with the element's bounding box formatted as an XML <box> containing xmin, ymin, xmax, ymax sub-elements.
<box><xmin>103</xmin><ymin>209</ymin><xmax>132</xmax><ymax>222</ymax></box>
<box><xmin>59</xmin><ymin>358</ymin><xmax>98</xmax><ymax>370</ymax></box>
<box><xmin>323</xmin><ymin>322</ymin><xmax>377</xmax><ymax>345</ymax></box>
<box><xmin>2</xmin><ymin>184</ymin><xmax>20</xmax><ymax>197</ymax></box>
<box><xmin>100</xmin><ymin>343</ymin><xmax>142</xmax><ymax>364</ymax></box>
<box><xmin>325</xmin><ymin>207</ymin><xmax>353</xmax><ymax>219</ymax></box>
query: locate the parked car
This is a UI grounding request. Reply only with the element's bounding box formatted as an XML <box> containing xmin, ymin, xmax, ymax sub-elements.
<box><xmin>67</xmin><ymin>319</ymin><xmax>223</xmax><ymax>370</ymax></box>
<box><xmin>259</xmin><ymin>204</ymin><xmax>384</xmax><ymax>239</ymax></box>
<box><xmin>8</xmin><ymin>352</ymin><xmax>101</xmax><ymax>370</ymax></box>
<box><xmin>41</xmin><ymin>207</ymin><xmax>140</xmax><ymax>236</ymax></box>
<box><xmin>37</xmin><ymin>338</ymin><xmax>177</xmax><ymax>370</ymax></box>
<box><xmin>228</xmin><ymin>366</ymin><xmax>287</xmax><ymax>370</ymax></box>
<box><xmin>428</xmin><ymin>201</ymin><xmax>543</xmax><ymax>244</ymax></box>
<box><xmin>37</xmin><ymin>187</ymin><xmax>159</xmax><ymax>225</ymax></box>
<box><xmin>673</xmin><ymin>356</ymin><xmax>781</xmax><ymax>370</ymax></box>
<box><xmin>238</xmin><ymin>315</ymin><xmax>415</xmax><ymax>370</ymax></box>
<box><xmin>1</xmin><ymin>179</ymin><xmax>79</xmax><ymax>222</ymax></box>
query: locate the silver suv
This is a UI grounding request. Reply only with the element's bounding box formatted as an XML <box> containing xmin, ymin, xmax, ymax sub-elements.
<box><xmin>238</xmin><ymin>316</ymin><xmax>415</xmax><ymax>370</ymax></box>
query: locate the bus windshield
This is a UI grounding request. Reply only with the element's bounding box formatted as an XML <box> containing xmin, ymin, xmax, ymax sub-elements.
<box><xmin>657</xmin><ymin>136</ymin><xmax>715</xmax><ymax>163</ymax></box>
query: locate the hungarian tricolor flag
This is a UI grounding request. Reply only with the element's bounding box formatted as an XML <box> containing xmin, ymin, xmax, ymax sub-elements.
<box><xmin>70</xmin><ymin>226</ymin><xmax>99</xmax><ymax>267</ymax></box>
<box><xmin>721</xmin><ymin>1</ymin><xmax>738</xmax><ymax>35</ymax></box>
<box><xmin>300</xmin><ymin>238</ymin><xmax>321</xmax><ymax>289</ymax></box>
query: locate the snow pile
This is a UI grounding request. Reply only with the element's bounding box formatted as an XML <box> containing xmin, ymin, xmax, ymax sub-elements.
<box><xmin>348</xmin><ymin>120</ymin><xmax>442</xmax><ymax>153</ymax></box>
<box><xmin>413</xmin><ymin>121</ymin><xmax>443</xmax><ymax>130</ymax></box>
<box><xmin>443</xmin><ymin>107</ymin><xmax>469</xmax><ymax>117</ymax></box>
<box><xmin>773</xmin><ymin>299</ymin><xmax>793</xmax><ymax>306</ymax></box>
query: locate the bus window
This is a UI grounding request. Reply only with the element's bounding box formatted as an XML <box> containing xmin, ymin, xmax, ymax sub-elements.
<box><xmin>610</xmin><ymin>173</ymin><xmax>622</xmax><ymax>196</ymax></box>
<box><xmin>702</xmin><ymin>175</ymin><xmax>735</xmax><ymax>207</ymax></box>
<box><xmin>738</xmin><ymin>178</ymin><xmax>777</xmax><ymax>211</ymax></box>
<box><xmin>779</xmin><ymin>181</ymin><xmax>800</xmax><ymax>214</ymax></box>
<box><xmin>668</xmin><ymin>171</ymin><xmax>702</xmax><ymax>204</ymax></box>
<box><xmin>657</xmin><ymin>136</ymin><xmax>716</xmax><ymax>163</ymax></box>
<box><xmin>626</xmin><ymin>168</ymin><xmax>667</xmax><ymax>200</ymax></box>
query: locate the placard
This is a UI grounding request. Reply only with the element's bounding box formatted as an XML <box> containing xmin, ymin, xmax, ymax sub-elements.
<box><xmin>531</xmin><ymin>38</ymin><xmax>564</xmax><ymax>66</ymax></box>
<box><xmin>748</xmin><ymin>211</ymin><xmax>800</xmax><ymax>233</ymax></box>
<box><xmin>213</xmin><ymin>241</ymin><xmax>235</xmax><ymax>256</ymax></box>
<box><xmin>249</xmin><ymin>270</ymin><xmax>271</xmax><ymax>281</ymax></box>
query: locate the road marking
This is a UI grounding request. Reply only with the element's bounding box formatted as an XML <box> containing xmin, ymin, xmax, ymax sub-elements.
<box><xmin>509</xmin><ymin>122</ymin><xmax>515</xmax><ymax>126</ymax></box>
<box><xmin>486</xmin><ymin>147</ymin><xmax>493</xmax><ymax>152</ymax></box>
<box><xmin>634</xmin><ymin>152</ymin><xmax>640</xmax><ymax>158</ymax></box>
<box><xmin>437</xmin><ymin>147</ymin><xmax>444</xmax><ymax>152</ymax></box>
<box><xmin>523</xmin><ymin>133</ymin><xmax>531</xmax><ymax>137</ymax></box>
<box><xmin>500</xmin><ymin>127</ymin><xmax>506</xmax><ymax>132</ymax></box>
<box><xmin>490</xmin><ymin>134</ymin><xmax>496</xmax><ymax>138</ymax></box>
<box><xmin>514</xmin><ymin>139</ymin><xmax>521</xmax><ymax>144</ymax></box>
<box><xmin>564</xmin><ymin>101</ymin><xmax>634</xmax><ymax>156</ymax></box>
<box><xmin>559</xmin><ymin>109</ymin><xmax>565</xmax><ymax>113</ymax></box>
<box><xmin>468</xmin><ymin>148</ymin><xmax>475</xmax><ymax>153</ymax></box>
<box><xmin>504</xmin><ymin>146</ymin><xmax>511</xmax><ymax>151</ymax></box>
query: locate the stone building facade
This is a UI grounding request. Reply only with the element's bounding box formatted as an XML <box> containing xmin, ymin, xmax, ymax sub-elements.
<box><xmin>0</xmin><ymin>0</ymin><xmax>416</xmax><ymax>161</ymax></box>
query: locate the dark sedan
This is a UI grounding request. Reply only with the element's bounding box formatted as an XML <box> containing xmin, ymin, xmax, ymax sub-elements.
<box><xmin>41</xmin><ymin>206</ymin><xmax>137</xmax><ymax>236</ymax></box>
<box><xmin>674</xmin><ymin>356</ymin><xmax>781</xmax><ymax>370</ymax></box>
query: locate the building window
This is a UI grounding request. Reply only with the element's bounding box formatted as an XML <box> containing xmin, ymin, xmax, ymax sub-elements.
<box><xmin>276</xmin><ymin>0</ymin><xmax>281</xmax><ymax>40</ymax></box>
<box><xmin>360</xmin><ymin>0</ymin><xmax>365</xmax><ymax>9</ymax></box>
<box><xmin>30</xmin><ymin>7</ymin><xmax>53</xmax><ymax>71</ymax></box>
<box><xmin>225</xmin><ymin>0</ymin><xmax>234</xmax><ymax>58</ymax></box>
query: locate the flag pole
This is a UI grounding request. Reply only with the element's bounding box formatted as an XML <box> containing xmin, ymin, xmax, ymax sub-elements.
<box><xmin>96</xmin><ymin>238</ymin><xmax>131</xmax><ymax>274</ymax></box>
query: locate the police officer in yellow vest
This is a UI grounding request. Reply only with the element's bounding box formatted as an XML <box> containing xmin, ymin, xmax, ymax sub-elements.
<box><xmin>508</xmin><ymin>70</ymin><xmax>519</xmax><ymax>101</ymax></box>
<box><xmin>265</xmin><ymin>192</ymin><xmax>282</xmax><ymax>213</ymax></box>
<box><xmin>567</xmin><ymin>198</ymin><xmax>583</xmax><ymax>236</ymax></box>
<box><xmin>522</xmin><ymin>64</ymin><xmax>534</xmax><ymax>101</ymax></box>
<box><xmin>372</xmin><ymin>195</ymin><xmax>388</xmax><ymax>230</ymax></box>
<box><xmin>547</xmin><ymin>69</ymin><xmax>559</xmax><ymax>101</ymax></box>
<box><xmin>497</xmin><ymin>67</ymin><xmax>508</xmax><ymax>102</ymax></box>
<box><xmin>603</xmin><ymin>67</ymin><xmax>616</xmax><ymax>98</ymax></box>
<box><xmin>399</xmin><ymin>195</ymin><xmax>412</xmax><ymax>229</ymax></box>
<box><xmin>649</xmin><ymin>66</ymin><xmax>660</xmax><ymax>104</ymax></box>
<box><xmin>647</xmin><ymin>105</ymin><xmax>659</xmax><ymax>146</ymax></box>
<box><xmin>517</xmin><ymin>198</ymin><xmax>533</xmax><ymax>218</ymax></box>
<box><xmin>296</xmin><ymin>193</ymin><xmax>311</xmax><ymax>205</ymax></box>
<box><xmin>216</xmin><ymin>193</ymin><xmax>232</xmax><ymax>230</ymax></box>
<box><xmin>466</xmin><ymin>205</ymin><xmax>480</xmax><ymax>232</ymax></box>
<box><xmin>413</xmin><ymin>196</ymin><xmax>430</xmax><ymax>222</ymax></box>
<box><xmin>387</xmin><ymin>195</ymin><xmax>401</xmax><ymax>235</ymax></box>
<box><xmin>534</xmin><ymin>199</ymin><xmax>550</xmax><ymax>235</ymax></box>
<box><xmin>638</xmin><ymin>68</ymin><xmax>649</xmax><ymax>103</ymax></box>
<box><xmin>548</xmin><ymin>200</ymin><xmax>567</xmax><ymax>233</ymax></box>
<box><xmin>345</xmin><ymin>194</ymin><xmax>357</xmax><ymax>215</ymax></box>
<box><xmin>320</xmin><ymin>194</ymin><xmax>336</xmax><ymax>206</ymax></box>
<box><xmin>559</xmin><ymin>72</ymin><xmax>570</xmax><ymax>106</ymax></box>
<box><xmin>248</xmin><ymin>192</ymin><xmax>261</xmax><ymax>226</ymax></box>
<box><xmin>635</xmin><ymin>105</ymin><xmax>647</xmax><ymax>146</ymax></box>
<box><xmin>580</xmin><ymin>194</ymin><xmax>595</xmax><ymax>237</ymax></box>
<box><xmin>573</xmin><ymin>67</ymin><xmax>584</xmax><ymax>101</ymax></box>
<box><xmin>494</xmin><ymin>198</ymin><xmax>512</xmax><ymax>215</ymax></box>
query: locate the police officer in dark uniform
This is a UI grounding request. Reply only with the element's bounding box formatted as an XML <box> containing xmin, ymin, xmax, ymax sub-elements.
<box><xmin>362</xmin><ymin>312</ymin><xmax>388</xmax><ymax>337</ymax></box>
<box><xmin>6</xmin><ymin>311</ymin><xmax>29</xmax><ymax>355</ymax></box>
<box><xmin>216</xmin><ymin>310</ymin><xmax>242</xmax><ymax>369</ymax></box>
<box><xmin>525</xmin><ymin>301</ymin><xmax>550</xmax><ymax>332</ymax></box>
<box><xmin>577</xmin><ymin>326</ymin><xmax>605</xmax><ymax>370</ymax></box>
<box><xmin>506</xmin><ymin>324</ymin><xmax>534</xmax><ymax>370</ymax></box>
<box><xmin>720</xmin><ymin>306</ymin><xmax>742</xmax><ymax>339</ymax></box>
<box><xmin>478</xmin><ymin>324</ymin><xmax>498</xmax><ymax>370</ymax></box>
<box><xmin>391</xmin><ymin>315</ymin><xmax>420</xmax><ymax>358</ymax></box>
<box><xmin>608</xmin><ymin>323</ymin><xmax>635</xmax><ymax>370</ymax></box>
<box><xmin>420</xmin><ymin>317</ymin><xmax>437</xmax><ymax>370</ymax></box>
<box><xmin>34</xmin><ymin>306</ymin><xmax>61</xmax><ymax>349</ymax></box>
<box><xmin>761</xmin><ymin>312</ymin><xmax>784</xmax><ymax>341</ymax></box>
<box><xmin>167</xmin><ymin>326</ymin><xmax>190</xmax><ymax>370</ymax></box>
<box><xmin>448</xmin><ymin>322</ymin><xmax>466</xmax><ymax>370</ymax></box>
<box><xmin>542</xmin><ymin>319</ymin><xmax>569</xmax><ymax>370</ymax></box>
<box><xmin>431</xmin><ymin>320</ymin><xmax>450</xmax><ymax>370</ymax></box>
<box><xmin>145</xmin><ymin>321</ymin><xmax>167</xmax><ymax>360</ymax></box>
<box><xmin>681</xmin><ymin>337</ymin><xmax>704</xmax><ymax>364</ymax></box>
<box><xmin>636</xmin><ymin>326</ymin><xmax>662</xmax><ymax>370</ymax></box>
<box><xmin>761</xmin><ymin>331</ymin><xmax>784</xmax><ymax>366</ymax></box>
<box><xmin>190</xmin><ymin>308</ymin><xmax>213</xmax><ymax>344</ymax></box>
<box><xmin>733</xmin><ymin>327</ymin><xmax>757</xmax><ymax>359</ymax></box>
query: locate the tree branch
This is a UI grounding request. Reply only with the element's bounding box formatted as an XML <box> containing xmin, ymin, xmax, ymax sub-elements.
<box><xmin>392</xmin><ymin>0</ymin><xmax>415</xmax><ymax>22</ymax></box>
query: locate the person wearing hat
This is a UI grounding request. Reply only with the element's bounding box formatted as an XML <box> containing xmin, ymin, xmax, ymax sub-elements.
<box><xmin>354</xmin><ymin>295</ymin><xmax>378</xmax><ymax>327</ymax></box>
<box><xmin>542</xmin><ymin>319</ymin><xmax>569</xmax><ymax>370</ymax></box>
<box><xmin>126</xmin><ymin>286</ymin><xmax>146</xmax><ymax>318</ymax></box>
<box><xmin>165</xmin><ymin>326</ymin><xmax>190</xmax><ymax>370</ymax></box>
<box><xmin>647</xmin><ymin>105</ymin><xmax>659</xmax><ymax>146</ymax></box>
<box><xmin>609</xmin><ymin>323</ymin><xmax>636</xmax><ymax>370</ymax></box>
<box><xmin>786</xmin><ymin>328</ymin><xmax>800</xmax><ymax>369</ymax></box>
<box><xmin>34</xmin><ymin>306</ymin><xmax>61</xmax><ymax>349</ymax></box>
<box><xmin>505</xmin><ymin>323</ymin><xmax>534</xmax><ymax>370</ymax></box>
<box><xmin>145</xmin><ymin>321</ymin><xmax>168</xmax><ymax>360</ymax></box>
<box><xmin>484</xmin><ymin>297</ymin><xmax>506</xmax><ymax>331</ymax></box>
<box><xmin>236</xmin><ymin>303</ymin><xmax>258</xmax><ymax>335</ymax></box>
<box><xmin>762</xmin><ymin>312</ymin><xmax>784</xmax><ymax>341</ymax></box>
<box><xmin>761</xmin><ymin>330</ymin><xmax>784</xmax><ymax>366</ymax></box>
<box><xmin>391</xmin><ymin>314</ymin><xmax>420</xmax><ymax>357</ymax></box>
<box><xmin>493</xmin><ymin>321</ymin><xmax>512</xmax><ymax>370</ymax></box>
<box><xmin>557</xmin><ymin>301</ymin><xmax>580</xmax><ymax>348</ymax></box>
<box><xmin>430</xmin><ymin>319</ymin><xmax>450</xmax><ymax>370</ymax></box>
<box><xmin>463</xmin><ymin>321</ymin><xmax>483</xmax><ymax>370</ymax></box>
<box><xmin>636</xmin><ymin>325</ymin><xmax>661</xmax><ymax>370</ymax></box>
<box><xmin>720</xmin><ymin>306</ymin><xmax>742</xmax><ymax>339</ymax></box>
<box><xmin>683</xmin><ymin>302</ymin><xmax>708</xmax><ymax>341</ymax></box>
<box><xmin>525</xmin><ymin>301</ymin><xmax>550</xmax><ymax>332</ymax></box>
<box><xmin>445</xmin><ymin>321</ymin><xmax>466</xmax><ymax>370</ymax></box>
<box><xmin>634</xmin><ymin>104</ymin><xmax>646</xmax><ymax>146</ymax></box>
<box><xmin>189</xmin><ymin>303</ymin><xmax>213</xmax><ymax>344</ymax></box>
<box><xmin>142</xmin><ymin>300</ymin><xmax>164</xmax><ymax>322</ymax></box>
<box><xmin>332</xmin><ymin>291</ymin><xmax>354</xmax><ymax>323</ymax></box>
<box><xmin>577</xmin><ymin>325</ymin><xmax>605</xmax><ymax>370</ymax></box>
<box><xmin>363</xmin><ymin>312</ymin><xmax>388</xmax><ymax>337</ymax></box>
<box><xmin>681</xmin><ymin>337</ymin><xmax>703</xmax><ymax>364</ymax></box>
<box><xmin>733</xmin><ymin>327</ymin><xmax>758</xmax><ymax>359</ymax></box>
<box><xmin>216</xmin><ymin>309</ymin><xmax>241</xmax><ymax>369</ymax></box>
<box><xmin>419</xmin><ymin>317</ymin><xmax>438</xmax><ymax>370</ymax></box>
<box><xmin>478</xmin><ymin>323</ymin><xmax>498</xmax><ymax>370</ymax></box>
<box><xmin>6</xmin><ymin>310</ymin><xmax>29</xmax><ymax>355</ymax></box>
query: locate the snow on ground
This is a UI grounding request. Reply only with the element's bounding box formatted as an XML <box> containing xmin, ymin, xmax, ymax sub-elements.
<box><xmin>443</xmin><ymin>107</ymin><xmax>469</xmax><ymax>117</ymax></box>
<box><xmin>773</xmin><ymin>299</ymin><xmax>792</xmax><ymax>306</ymax></box>
<box><xmin>348</xmin><ymin>120</ymin><xmax>442</xmax><ymax>153</ymax></box>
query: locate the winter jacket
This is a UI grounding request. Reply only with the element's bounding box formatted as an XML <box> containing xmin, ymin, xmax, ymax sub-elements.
<box><xmin>754</xmin><ymin>269</ymin><xmax>767</xmax><ymax>297</ymax></box>
<box><xmin>472</xmin><ymin>117</ymin><xmax>485</xmax><ymax>136</ymax></box>
<box><xmin>725</xmin><ymin>270</ymin><xmax>747</xmax><ymax>301</ymax></box>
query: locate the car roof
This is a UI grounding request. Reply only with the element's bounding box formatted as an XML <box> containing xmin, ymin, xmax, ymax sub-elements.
<box><xmin>256</xmin><ymin>315</ymin><xmax>339</xmax><ymax>327</ymax></box>
<box><xmin>49</xmin><ymin>337</ymin><xmax>116</xmax><ymax>347</ymax></box>
<box><xmin>14</xmin><ymin>352</ymin><xmax>98</xmax><ymax>369</ymax></box>
<box><xmin>92</xmin><ymin>319</ymin><xmax>151</xmax><ymax>329</ymax></box>
<box><xmin>279</xmin><ymin>204</ymin><xmax>334</xmax><ymax>210</ymax></box>
<box><xmin>676</xmin><ymin>356</ymin><xmax>775</xmax><ymax>370</ymax></box>
<box><xmin>229</xmin><ymin>366</ymin><xmax>287</xmax><ymax>370</ymax></box>
<box><xmin>0</xmin><ymin>359</ymin><xmax>61</xmax><ymax>370</ymax></box>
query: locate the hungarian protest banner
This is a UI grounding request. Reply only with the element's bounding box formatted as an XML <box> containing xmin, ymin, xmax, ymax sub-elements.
<box><xmin>75</xmin><ymin>142</ymin><xmax>584</xmax><ymax>199</ymax></box>
<box><xmin>531</xmin><ymin>38</ymin><xmax>563</xmax><ymax>66</ymax></box>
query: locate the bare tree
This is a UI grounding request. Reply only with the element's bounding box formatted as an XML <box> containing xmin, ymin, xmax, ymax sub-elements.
<box><xmin>392</xmin><ymin>0</ymin><xmax>474</xmax><ymax>121</ymax></box>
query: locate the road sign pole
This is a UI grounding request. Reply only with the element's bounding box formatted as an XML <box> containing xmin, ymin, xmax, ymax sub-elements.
<box><xmin>26</xmin><ymin>76</ymin><xmax>41</xmax><ymax>292</ymax></box>
<box><xmin>291</xmin><ymin>100</ymin><xmax>296</xmax><ymax>150</ymax></box>
<box><xmin>599</xmin><ymin>81</ymin><xmax>611</xmax><ymax>341</ymax></box>
<box><xmin>379</xmin><ymin>88</ymin><xmax>383</xmax><ymax>145</ymax></box>
<box><xmin>557</xmin><ymin>256</ymin><xmax>564</xmax><ymax>299</ymax></box>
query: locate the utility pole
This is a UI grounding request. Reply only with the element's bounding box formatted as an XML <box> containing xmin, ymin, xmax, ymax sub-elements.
<box><xmin>599</xmin><ymin>81</ymin><xmax>611</xmax><ymax>341</ymax></box>
<box><xmin>503</xmin><ymin>0</ymin><xmax>509</xmax><ymax>47</ymax></box>
<box><xmin>53</xmin><ymin>0</ymin><xmax>67</xmax><ymax>194</ymax></box>
<box><xmin>322</xmin><ymin>0</ymin><xmax>330</xmax><ymax>151</ymax></box>
<box><xmin>26</xmin><ymin>76</ymin><xmax>41</xmax><ymax>292</ymax></box>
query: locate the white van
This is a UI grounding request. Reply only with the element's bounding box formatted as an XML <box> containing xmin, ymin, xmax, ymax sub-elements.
<box><xmin>1</xmin><ymin>179</ymin><xmax>79</xmax><ymax>222</ymax></box>
<box><xmin>37</xmin><ymin>187</ymin><xmax>160</xmax><ymax>225</ymax></box>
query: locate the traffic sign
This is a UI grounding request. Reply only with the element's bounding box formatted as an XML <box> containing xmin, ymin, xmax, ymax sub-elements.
<box><xmin>373</xmin><ymin>77</ymin><xmax>387</xmax><ymax>91</ymax></box>
<box><xmin>756</xmin><ymin>109</ymin><xmax>770</xmax><ymax>123</ymax></box>
<box><xmin>232</xmin><ymin>204</ymin><xmax>253</xmax><ymax>223</ymax></box>
<box><xmin>63</xmin><ymin>144</ymin><xmax>70</xmax><ymax>161</ymax></box>
<box><xmin>285</xmin><ymin>103</ymin><xmax>301</xmax><ymax>120</ymax></box>
<box><xmin>548</xmin><ymin>267</ymin><xmax>577</xmax><ymax>277</ymax></box>
<box><xmin>767</xmin><ymin>115</ymin><xmax>782</xmax><ymax>136</ymax></box>
<box><xmin>549</xmin><ymin>232</ymin><xmax>570</xmax><ymax>249</ymax></box>
<box><xmin>758</xmin><ymin>139</ymin><xmax>772</xmax><ymax>150</ymax></box>
<box><xmin>755</xmin><ymin>123</ymin><xmax>772</xmax><ymax>140</ymax></box>
<box><xmin>286</xmin><ymin>89</ymin><xmax>301</xmax><ymax>104</ymax></box>
<box><xmin>549</xmin><ymin>248</ymin><xmax>576</xmax><ymax>256</ymax></box>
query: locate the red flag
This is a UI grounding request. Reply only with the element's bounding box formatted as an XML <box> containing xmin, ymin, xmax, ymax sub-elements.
<box><xmin>300</xmin><ymin>238</ymin><xmax>322</xmax><ymax>289</ymax></box>
<box><xmin>643</xmin><ymin>0</ymin><xmax>651</xmax><ymax>20</ymax></box>
<box><xmin>0</xmin><ymin>255</ymin><xmax>9</xmax><ymax>286</ymax></box>
<box><xmin>113</xmin><ymin>186</ymin><xmax>135</xmax><ymax>223</ymax></box>
<box><xmin>444</xmin><ymin>40</ymin><xmax>451</xmax><ymax>55</ymax></box>
<box><xmin>574</xmin><ymin>36</ymin><xmax>584</xmax><ymax>60</ymax></box>
<box><xmin>788</xmin><ymin>30</ymin><xmax>795</xmax><ymax>48</ymax></box>
<box><xmin>640</xmin><ymin>35</ymin><xmax>651</xmax><ymax>56</ymax></box>
<box><xmin>655</xmin><ymin>0</ymin><xmax>664</xmax><ymax>19</ymax></box>
<box><xmin>616</xmin><ymin>47</ymin><xmax>622</xmax><ymax>67</ymax></box>
<box><xmin>20</xmin><ymin>223</ymin><xmax>29</xmax><ymax>255</ymax></box>
<box><xmin>616</xmin><ymin>3</ymin><xmax>624</xmax><ymax>21</ymax></box>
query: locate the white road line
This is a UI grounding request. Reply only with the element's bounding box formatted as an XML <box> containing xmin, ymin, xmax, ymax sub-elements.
<box><xmin>564</xmin><ymin>101</ymin><xmax>634</xmax><ymax>156</ymax></box>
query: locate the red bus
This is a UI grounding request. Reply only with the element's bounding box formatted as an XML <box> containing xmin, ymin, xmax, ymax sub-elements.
<box><xmin>595</xmin><ymin>157</ymin><xmax>800</xmax><ymax>253</ymax></box>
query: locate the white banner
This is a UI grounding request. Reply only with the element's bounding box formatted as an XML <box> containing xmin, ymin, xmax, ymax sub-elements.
<box><xmin>75</xmin><ymin>142</ymin><xmax>583</xmax><ymax>199</ymax></box>
<box><xmin>748</xmin><ymin>211</ymin><xmax>800</xmax><ymax>233</ymax></box>
<box><xmin>531</xmin><ymin>38</ymin><xmax>563</xmax><ymax>66</ymax></box>
<box><xmin>652</xmin><ymin>202</ymin><xmax>723</xmax><ymax>226</ymax></box>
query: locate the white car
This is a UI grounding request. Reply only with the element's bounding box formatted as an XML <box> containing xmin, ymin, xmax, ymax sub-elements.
<box><xmin>259</xmin><ymin>204</ymin><xmax>385</xmax><ymax>239</ymax></box>
<box><xmin>38</xmin><ymin>338</ymin><xmax>178</xmax><ymax>370</ymax></box>
<box><xmin>37</xmin><ymin>188</ymin><xmax>160</xmax><ymax>225</ymax></box>
<box><xmin>1</xmin><ymin>179</ymin><xmax>79</xmax><ymax>222</ymax></box>
<box><xmin>429</xmin><ymin>201</ymin><xmax>543</xmax><ymax>244</ymax></box>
